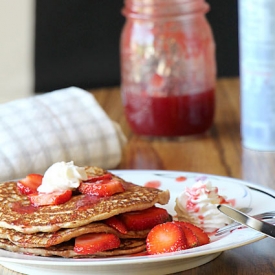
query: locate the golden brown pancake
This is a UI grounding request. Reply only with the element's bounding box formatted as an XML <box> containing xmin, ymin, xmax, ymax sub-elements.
<box><xmin>0</xmin><ymin>223</ymin><xmax>150</xmax><ymax>248</ymax></box>
<box><xmin>0</xmin><ymin>166</ymin><xmax>170</xmax><ymax>257</ymax></box>
<box><xmin>0</xmin><ymin>238</ymin><xmax>146</xmax><ymax>258</ymax></box>
<box><xmin>0</xmin><ymin>167</ymin><xmax>170</xmax><ymax>234</ymax></box>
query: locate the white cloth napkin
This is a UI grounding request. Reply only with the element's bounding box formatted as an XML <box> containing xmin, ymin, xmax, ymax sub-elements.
<box><xmin>0</xmin><ymin>87</ymin><xmax>126</xmax><ymax>181</ymax></box>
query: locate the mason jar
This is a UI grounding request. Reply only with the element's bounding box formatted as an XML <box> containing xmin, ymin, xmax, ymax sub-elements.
<box><xmin>120</xmin><ymin>0</ymin><xmax>216</xmax><ymax>138</ymax></box>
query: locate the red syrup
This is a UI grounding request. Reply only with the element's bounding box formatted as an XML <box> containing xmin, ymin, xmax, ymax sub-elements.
<box><xmin>75</xmin><ymin>194</ymin><xmax>103</xmax><ymax>211</ymax></box>
<box><xmin>123</xmin><ymin>88</ymin><xmax>215</xmax><ymax>137</ymax></box>
<box><xmin>11</xmin><ymin>202</ymin><xmax>38</xmax><ymax>215</ymax></box>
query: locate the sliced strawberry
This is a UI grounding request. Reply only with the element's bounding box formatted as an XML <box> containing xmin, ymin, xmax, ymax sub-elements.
<box><xmin>179</xmin><ymin>221</ymin><xmax>210</xmax><ymax>246</ymax></box>
<box><xmin>78</xmin><ymin>178</ymin><xmax>125</xmax><ymax>197</ymax></box>
<box><xmin>173</xmin><ymin>221</ymin><xmax>198</xmax><ymax>248</ymax></box>
<box><xmin>104</xmin><ymin>216</ymin><xmax>128</xmax><ymax>234</ymax></box>
<box><xmin>74</xmin><ymin>233</ymin><xmax>120</xmax><ymax>255</ymax></box>
<box><xmin>85</xmin><ymin>173</ymin><xmax>113</xmax><ymax>183</ymax></box>
<box><xmin>120</xmin><ymin>206</ymin><xmax>170</xmax><ymax>231</ymax></box>
<box><xmin>27</xmin><ymin>173</ymin><xmax>43</xmax><ymax>185</ymax></box>
<box><xmin>28</xmin><ymin>190</ymin><xmax>72</xmax><ymax>206</ymax></box>
<box><xmin>146</xmin><ymin>222</ymin><xmax>187</xmax><ymax>255</ymax></box>
<box><xmin>17</xmin><ymin>173</ymin><xmax>43</xmax><ymax>195</ymax></box>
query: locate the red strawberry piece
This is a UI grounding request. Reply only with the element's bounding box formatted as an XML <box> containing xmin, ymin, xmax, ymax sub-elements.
<box><xmin>74</xmin><ymin>233</ymin><xmax>120</xmax><ymax>255</ymax></box>
<box><xmin>85</xmin><ymin>173</ymin><xmax>113</xmax><ymax>183</ymax></box>
<box><xmin>173</xmin><ymin>221</ymin><xmax>198</xmax><ymax>248</ymax></box>
<box><xmin>17</xmin><ymin>173</ymin><xmax>43</xmax><ymax>195</ymax></box>
<box><xmin>120</xmin><ymin>206</ymin><xmax>170</xmax><ymax>231</ymax></box>
<box><xmin>146</xmin><ymin>222</ymin><xmax>188</xmax><ymax>255</ymax></box>
<box><xmin>78</xmin><ymin>178</ymin><xmax>125</xmax><ymax>197</ymax></box>
<box><xmin>179</xmin><ymin>221</ymin><xmax>210</xmax><ymax>246</ymax></box>
<box><xmin>104</xmin><ymin>216</ymin><xmax>128</xmax><ymax>234</ymax></box>
<box><xmin>28</xmin><ymin>190</ymin><xmax>72</xmax><ymax>206</ymax></box>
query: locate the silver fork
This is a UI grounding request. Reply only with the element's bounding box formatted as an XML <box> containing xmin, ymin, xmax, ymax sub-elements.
<box><xmin>215</xmin><ymin>210</ymin><xmax>275</xmax><ymax>236</ymax></box>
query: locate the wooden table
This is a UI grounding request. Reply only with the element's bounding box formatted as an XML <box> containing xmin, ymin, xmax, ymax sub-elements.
<box><xmin>3</xmin><ymin>77</ymin><xmax>275</xmax><ymax>274</ymax></box>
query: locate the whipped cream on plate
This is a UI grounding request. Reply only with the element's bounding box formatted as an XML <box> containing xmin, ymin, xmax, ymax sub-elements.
<box><xmin>37</xmin><ymin>161</ymin><xmax>87</xmax><ymax>193</ymax></box>
<box><xmin>175</xmin><ymin>179</ymin><xmax>233</xmax><ymax>233</ymax></box>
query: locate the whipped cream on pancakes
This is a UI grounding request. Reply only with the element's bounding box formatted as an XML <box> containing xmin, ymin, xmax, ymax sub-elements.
<box><xmin>175</xmin><ymin>179</ymin><xmax>233</xmax><ymax>233</ymax></box>
<box><xmin>38</xmin><ymin>161</ymin><xmax>87</xmax><ymax>193</ymax></box>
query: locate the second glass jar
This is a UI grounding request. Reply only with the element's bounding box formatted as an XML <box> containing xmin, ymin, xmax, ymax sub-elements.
<box><xmin>120</xmin><ymin>0</ymin><xmax>216</xmax><ymax>138</ymax></box>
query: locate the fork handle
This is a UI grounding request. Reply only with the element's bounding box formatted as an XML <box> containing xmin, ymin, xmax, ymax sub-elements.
<box><xmin>216</xmin><ymin>218</ymin><xmax>275</xmax><ymax>236</ymax></box>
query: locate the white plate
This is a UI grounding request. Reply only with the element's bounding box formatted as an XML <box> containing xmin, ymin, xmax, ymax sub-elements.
<box><xmin>1</xmin><ymin>170</ymin><xmax>275</xmax><ymax>275</ymax></box>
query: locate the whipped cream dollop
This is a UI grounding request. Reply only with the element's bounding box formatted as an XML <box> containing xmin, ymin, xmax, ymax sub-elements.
<box><xmin>175</xmin><ymin>179</ymin><xmax>233</xmax><ymax>233</ymax></box>
<box><xmin>37</xmin><ymin>161</ymin><xmax>87</xmax><ymax>193</ymax></box>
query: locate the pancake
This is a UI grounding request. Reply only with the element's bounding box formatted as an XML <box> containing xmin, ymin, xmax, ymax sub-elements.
<box><xmin>0</xmin><ymin>222</ymin><xmax>150</xmax><ymax>248</ymax></box>
<box><xmin>0</xmin><ymin>238</ymin><xmax>146</xmax><ymax>258</ymax></box>
<box><xmin>0</xmin><ymin>165</ymin><xmax>170</xmax><ymax>257</ymax></box>
<box><xmin>0</xmin><ymin>166</ymin><xmax>170</xmax><ymax>234</ymax></box>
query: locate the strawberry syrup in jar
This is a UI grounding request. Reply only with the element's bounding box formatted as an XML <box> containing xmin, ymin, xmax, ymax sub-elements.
<box><xmin>120</xmin><ymin>0</ymin><xmax>216</xmax><ymax>138</ymax></box>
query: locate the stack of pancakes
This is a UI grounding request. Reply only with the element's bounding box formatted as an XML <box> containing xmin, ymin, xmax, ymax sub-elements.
<box><xmin>0</xmin><ymin>167</ymin><xmax>170</xmax><ymax>257</ymax></box>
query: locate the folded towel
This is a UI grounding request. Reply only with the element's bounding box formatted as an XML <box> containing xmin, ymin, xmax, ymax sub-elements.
<box><xmin>0</xmin><ymin>87</ymin><xmax>126</xmax><ymax>181</ymax></box>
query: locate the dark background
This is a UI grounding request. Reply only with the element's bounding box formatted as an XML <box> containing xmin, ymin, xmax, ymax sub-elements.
<box><xmin>34</xmin><ymin>0</ymin><xmax>239</xmax><ymax>93</ymax></box>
